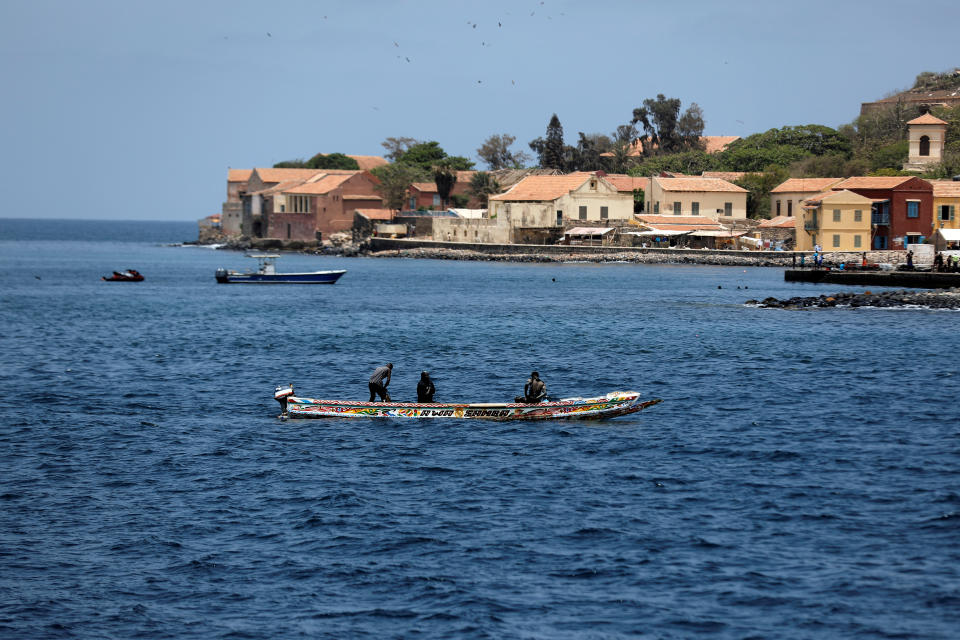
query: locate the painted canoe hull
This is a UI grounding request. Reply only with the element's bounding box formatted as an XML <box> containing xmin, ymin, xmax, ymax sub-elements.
<box><xmin>216</xmin><ymin>269</ymin><xmax>345</xmax><ymax>284</ymax></box>
<box><xmin>279</xmin><ymin>391</ymin><xmax>661</xmax><ymax>421</ymax></box>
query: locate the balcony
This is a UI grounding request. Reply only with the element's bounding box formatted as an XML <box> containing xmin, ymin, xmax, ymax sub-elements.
<box><xmin>804</xmin><ymin>221</ymin><xmax>817</xmax><ymax>231</ymax></box>
<box><xmin>871</xmin><ymin>214</ymin><xmax>890</xmax><ymax>225</ymax></box>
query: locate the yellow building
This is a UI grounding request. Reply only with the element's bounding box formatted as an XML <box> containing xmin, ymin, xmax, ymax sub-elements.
<box><xmin>930</xmin><ymin>180</ymin><xmax>960</xmax><ymax>232</ymax></box>
<box><xmin>770</xmin><ymin>177</ymin><xmax>843</xmax><ymax>219</ymax></box>
<box><xmin>796</xmin><ymin>189</ymin><xmax>873</xmax><ymax>251</ymax></box>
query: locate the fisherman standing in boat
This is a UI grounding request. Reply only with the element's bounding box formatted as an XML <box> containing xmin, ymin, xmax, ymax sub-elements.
<box><xmin>524</xmin><ymin>371</ymin><xmax>547</xmax><ymax>403</ymax></box>
<box><xmin>369</xmin><ymin>363</ymin><xmax>393</xmax><ymax>402</ymax></box>
<box><xmin>417</xmin><ymin>371</ymin><xmax>436</xmax><ymax>403</ymax></box>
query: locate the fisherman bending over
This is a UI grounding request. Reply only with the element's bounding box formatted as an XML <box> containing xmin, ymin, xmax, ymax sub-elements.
<box><xmin>369</xmin><ymin>363</ymin><xmax>392</xmax><ymax>402</ymax></box>
<box><xmin>524</xmin><ymin>371</ymin><xmax>547</xmax><ymax>403</ymax></box>
<box><xmin>417</xmin><ymin>371</ymin><xmax>436</xmax><ymax>403</ymax></box>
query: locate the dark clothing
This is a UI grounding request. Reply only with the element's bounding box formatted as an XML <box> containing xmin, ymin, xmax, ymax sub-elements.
<box><xmin>417</xmin><ymin>376</ymin><xmax>435</xmax><ymax>403</ymax></box>
<box><xmin>369</xmin><ymin>382</ymin><xmax>390</xmax><ymax>402</ymax></box>
<box><xmin>524</xmin><ymin>377</ymin><xmax>546</xmax><ymax>403</ymax></box>
<box><xmin>368</xmin><ymin>365</ymin><xmax>392</xmax><ymax>402</ymax></box>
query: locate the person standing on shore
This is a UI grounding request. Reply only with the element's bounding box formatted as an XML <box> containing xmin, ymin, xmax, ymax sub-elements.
<box><xmin>369</xmin><ymin>363</ymin><xmax>392</xmax><ymax>402</ymax></box>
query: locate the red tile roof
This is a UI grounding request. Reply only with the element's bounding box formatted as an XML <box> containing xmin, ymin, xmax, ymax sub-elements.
<box><xmin>834</xmin><ymin>176</ymin><xmax>914</xmax><ymax>190</ymax></box>
<box><xmin>254</xmin><ymin>168</ymin><xmax>328</xmax><ymax>183</ymax></box>
<box><xmin>635</xmin><ymin>215</ymin><xmax>723</xmax><ymax>229</ymax></box>
<box><xmin>702</xmin><ymin>171</ymin><xmax>748</xmax><ymax>181</ymax></box>
<box><xmin>489</xmin><ymin>174</ymin><xmax>598</xmax><ymax>201</ymax></box>
<box><xmin>757</xmin><ymin>216</ymin><xmax>799</xmax><ymax>228</ymax></box>
<box><xmin>228</xmin><ymin>169</ymin><xmax>252</xmax><ymax>182</ymax></box>
<box><xmin>907</xmin><ymin>113</ymin><xmax>948</xmax><ymax>126</ymax></box>
<box><xmin>285</xmin><ymin>174</ymin><xmax>355</xmax><ymax>195</ymax></box>
<box><xmin>654</xmin><ymin>177</ymin><xmax>748</xmax><ymax>193</ymax></box>
<box><xmin>348</xmin><ymin>155</ymin><xmax>388</xmax><ymax>170</ymax></box>
<box><xmin>603</xmin><ymin>174</ymin><xmax>649</xmax><ymax>192</ymax></box>
<box><xmin>930</xmin><ymin>180</ymin><xmax>960</xmax><ymax>198</ymax></box>
<box><xmin>770</xmin><ymin>178</ymin><xmax>843</xmax><ymax>193</ymax></box>
<box><xmin>355</xmin><ymin>208</ymin><xmax>392</xmax><ymax>220</ymax></box>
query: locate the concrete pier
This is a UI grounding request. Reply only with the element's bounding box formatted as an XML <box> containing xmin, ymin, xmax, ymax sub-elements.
<box><xmin>785</xmin><ymin>269</ymin><xmax>960</xmax><ymax>288</ymax></box>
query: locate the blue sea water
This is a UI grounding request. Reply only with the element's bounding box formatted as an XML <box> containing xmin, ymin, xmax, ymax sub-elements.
<box><xmin>1</xmin><ymin>218</ymin><xmax>959</xmax><ymax>639</ymax></box>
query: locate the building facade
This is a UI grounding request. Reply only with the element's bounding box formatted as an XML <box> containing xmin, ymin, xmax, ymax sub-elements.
<box><xmin>930</xmin><ymin>179</ymin><xmax>960</xmax><ymax>233</ymax></box>
<box><xmin>796</xmin><ymin>190</ymin><xmax>873</xmax><ymax>252</ymax></box>
<box><xmin>903</xmin><ymin>113</ymin><xmax>948</xmax><ymax>172</ymax></box>
<box><xmin>770</xmin><ymin>178</ymin><xmax>843</xmax><ymax>218</ymax></box>
<box><xmin>832</xmin><ymin>177</ymin><xmax>934</xmax><ymax>249</ymax></box>
<box><xmin>647</xmin><ymin>177</ymin><xmax>748</xmax><ymax>220</ymax></box>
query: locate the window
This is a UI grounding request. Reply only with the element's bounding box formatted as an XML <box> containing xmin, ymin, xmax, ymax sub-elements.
<box><xmin>433</xmin><ymin>195</ymin><xmax>442</xmax><ymax>206</ymax></box>
<box><xmin>854</xmin><ymin>234</ymin><xmax>861</xmax><ymax>248</ymax></box>
<box><xmin>556</xmin><ymin>210</ymin><xmax>563</xmax><ymax>226</ymax></box>
<box><xmin>286</xmin><ymin>223</ymin><xmax>291</xmax><ymax>239</ymax></box>
<box><xmin>579</xmin><ymin>205</ymin><xmax>587</xmax><ymax>220</ymax></box>
<box><xmin>776</xmin><ymin>200</ymin><xmax>781</xmax><ymax>215</ymax></box>
<box><xmin>280</xmin><ymin>204</ymin><xmax>285</xmax><ymax>213</ymax></box>
<box><xmin>874</xmin><ymin>235</ymin><xmax>887</xmax><ymax>249</ymax></box>
<box><xmin>919</xmin><ymin>135</ymin><xmax>930</xmax><ymax>156</ymax></box>
<box><xmin>787</xmin><ymin>200</ymin><xmax>793</xmax><ymax>217</ymax></box>
<box><xmin>673</xmin><ymin>202</ymin><xmax>681</xmax><ymax>216</ymax></box>
<box><xmin>289</xmin><ymin>195</ymin><xmax>311</xmax><ymax>214</ymax></box>
<box><xmin>906</xmin><ymin>234</ymin><xmax>923</xmax><ymax>245</ymax></box>
<box><xmin>832</xmin><ymin>234</ymin><xmax>840</xmax><ymax>247</ymax></box>
<box><xmin>854</xmin><ymin>209</ymin><xmax>862</xmax><ymax>222</ymax></box>
<box><xmin>907</xmin><ymin>201</ymin><xmax>919</xmax><ymax>218</ymax></box>
<box><xmin>590</xmin><ymin>180</ymin><xmax>597</xmax><ymax>189</ymax></box>
<box><xmin>724</xmin><ymin>202</ymin><xmax>732</xmax><ymax>216</ymax></box>
<box><xmin>600</xmin><ymin>206</ymin><xmax>608</xmax><ymax>220</ymax></box>
<box><xmin>833</xmin><ymin>209</ymin><xmax>841</xmax><ymax>222</ymax></box>
<box><xmin>691</xmin><ymin>202</ymin><xmax>699</xmax><ymax>216</ymax></box>
<box><xmin>654</xmin><ymin>202</ymin><xmax>660</xmax><ymax>214</ymax></box>
<box><xmin>940</xmin><ymin>205</ymin><xmax>954</xmax><ymax>221</ymax></box>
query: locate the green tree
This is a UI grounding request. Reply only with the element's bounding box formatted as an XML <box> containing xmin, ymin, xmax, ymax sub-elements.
<box><xmin>530</xmin><ymin>114</ymin><xmax>566</xmax><ymax>170</ymax></box>
<box><xmin>867</xmin><ymin>141</ymin><xmax>909</xmax><ymax>172</ymax></box>
<box><xmin>397</xmin><ymin>141</ymin><xmax>474</xmax><ymax>172</ymax></box>
<box><xmin>371</xmin><ymin>163</ymin><xmax>428</xmax><ymax>211</ymax></box>
<box><xmin>477</xmin><ymin>133</ymin><xmax>530</xmax><ymax>169</ymax></box>
<box><xmin>306</xmin><ymin>152</ymin><xmax>360</xmax><ymax>170</ymax></box>
<box><xmin>734</xmin><ymin>166</ymin><xmax>789</xmax><ymax>219</ymax></box>
<box><xmin>381</xmin><ymin>137</ymin><xmax>420</xmax><ymax>162</ymax></box>
<box><xmin>467</xmin><ymin>171</ymin><xmax>502</xmax><ymax>208</ymax></box>
<box><xmin>273</xmin><ymin>158</ymin><xmax>308</xmax><ymax>168</ymax></box>
<box><xmin>627</xmin><ymin>149</ymin><xmax>718</xmax><ymax>177</ymax></box>
<box><xmin>631</xmin><ymin>95</ymin><xmax>704</xmax><ymax>154</ymax></box>
<box><xmin>432</xmin><ymin>160</ymin><xmax>458</xmax><ymax>209</ymax></box>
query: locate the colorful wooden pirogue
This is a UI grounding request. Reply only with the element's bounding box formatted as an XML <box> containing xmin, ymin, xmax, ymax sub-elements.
<box><xmin>275</xmin><ymin>385</ymin><xmax>661</xmax><ymax>421</ymax></box>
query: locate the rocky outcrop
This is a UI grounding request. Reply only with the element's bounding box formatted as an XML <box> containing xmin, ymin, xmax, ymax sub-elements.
<box><xmin>747</xmin><ymin>289</ymin><xmax>960</xmax><ymax>310</ymax></box>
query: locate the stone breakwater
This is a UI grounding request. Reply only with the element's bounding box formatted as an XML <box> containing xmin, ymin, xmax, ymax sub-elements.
<box><xmin>366</xmin><ymin>247</ymin><xmax>796</xmax><ymax>267</ymax></box>
<box><xmin>748</xmin><ymin>289</ymin><xmax>960</xmax><ymax>310</ymax></box>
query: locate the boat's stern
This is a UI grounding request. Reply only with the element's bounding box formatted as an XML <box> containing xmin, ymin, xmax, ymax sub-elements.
<box><xmin>274</xmin><ymin>384</ymin><xmax>294</xmax><ymax>416</ymax></box>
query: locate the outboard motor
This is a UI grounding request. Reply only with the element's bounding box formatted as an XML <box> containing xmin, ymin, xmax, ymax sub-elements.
<box><xmin>215</xmin><ymin>268</ymin><xmax>228</xmax><ymax>283</ymax></box>
<box><xmin>275</xmin><ymin>384</ymin><xmax>294</xmax><ymax>416</ymax></box>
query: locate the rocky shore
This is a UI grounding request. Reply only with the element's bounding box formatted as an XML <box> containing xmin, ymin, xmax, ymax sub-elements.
<box><xmin>364</xmin><ymin>246</ymin><xmax>797</xmax><ymax>267</ymax></box>
<box><xmin>748</xmin><ymin>288</ymin><xmax>960</xmax><ymax>310</ymax></box>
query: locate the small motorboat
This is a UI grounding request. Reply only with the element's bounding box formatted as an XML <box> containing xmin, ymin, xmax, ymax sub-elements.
<box><xmin>102</xmin><ymin>269</ymin><xmax>144</xmax><ymax>282</ymax></box>
<box><xmin>274</xmin><ymin>385</ymin><xmax>661</xmax><ymax>421</ymax></box>
<box><xmin>216</xmin><ymin>254</ymin><xmax>345</xmax><ymax>284</ymax></box>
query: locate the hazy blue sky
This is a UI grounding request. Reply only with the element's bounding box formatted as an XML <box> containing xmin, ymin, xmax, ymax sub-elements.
<box><xmin>2</xmin><ymin>0</ymin><xmax>958</xmax><ymax>221</ymax></box>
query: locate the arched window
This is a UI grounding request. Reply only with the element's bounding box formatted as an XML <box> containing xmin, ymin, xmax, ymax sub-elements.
<box><xmin>919</xmin><ymin>135</ymin><xmax>930</xmax><ymax>156</ymax></box>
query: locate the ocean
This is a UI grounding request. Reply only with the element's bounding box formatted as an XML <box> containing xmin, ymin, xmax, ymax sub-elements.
<box><xmin>1</xmin><ymin>218</ymin><xmax>958</xmax><ymax>639</ymax></box>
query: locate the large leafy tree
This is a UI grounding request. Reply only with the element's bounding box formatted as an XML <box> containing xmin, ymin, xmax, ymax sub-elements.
<box><xmin>631</xmin><ymin>95</ymin><xmax>705</xmax><ymax>154</ymax></box>
<box><xmin>734</xmin><ymin>166</ymin><xmax>790</xmax><ymax>219</ymax></box>
<box><xmin>371</xmin><ymin>163</ymin><xmax>429</xmax><ymax>211</ymax></box>
<box><xmin>477</xmin><ymin>134</ymin><xmax>530</xmax><ymax>170</ymax></box>
<box><xmin>397</xmin><ymin>141</ymin><xmax>473</xmax><ymax>172</ymax></box>
<box><xmin>306</xmin><ymin>152</ymin><xmax>360</xmax><ymax>170</ymax></box>
<box><xmin>381</xmin><ymin>137</ymin><xmax>420</xmax><ymax>162</ymax></box>
<box><xmin>467</xmin><ymin>172</ymin><xmax>502</xmax><ymax>208</ymax></box>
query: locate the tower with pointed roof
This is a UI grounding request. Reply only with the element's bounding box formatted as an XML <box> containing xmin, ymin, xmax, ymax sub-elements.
<box><xmin>903</xmin><ymin>112</ymin><xmax>947</xmax><ymax>171</ymax></box>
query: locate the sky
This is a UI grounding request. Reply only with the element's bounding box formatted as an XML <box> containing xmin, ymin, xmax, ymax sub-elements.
<box><xmin>1</xmin><ymin>0</ymin><xmax>958</xmax><ymax>221</ymax></box>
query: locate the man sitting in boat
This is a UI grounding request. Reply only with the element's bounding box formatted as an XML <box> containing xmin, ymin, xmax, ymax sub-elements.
<box><xmin>417</xmin><ymin>371</ymin><xmax>436</xmax><ymax>403</ymax></box>
<box><xmin>368</xmin><ymin>363</ymin><xmax>393</xmax><ymax>402</ymax></box>
<box><xmin>524</xmin><ymin>371</ymin><xmax>547</xmax><ymax>403</ymax></box>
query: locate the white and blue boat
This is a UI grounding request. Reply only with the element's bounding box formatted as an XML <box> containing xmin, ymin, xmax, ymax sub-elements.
<box><xmin>215</xmin><ymin>254</ymin><xmax>346</xmax><ymax>284</ymax></box>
